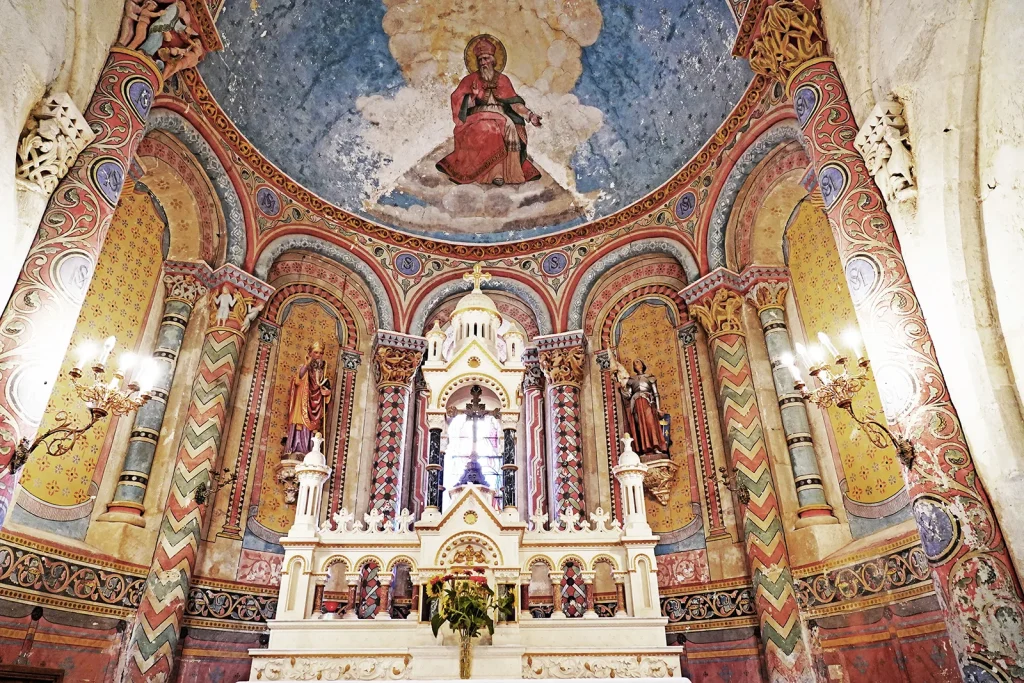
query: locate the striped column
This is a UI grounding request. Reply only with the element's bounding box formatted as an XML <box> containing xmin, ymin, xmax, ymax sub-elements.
<box><xmin>125</xmin><ymin>266</ymin><xmax>272</xmax><ymax>682</ymax></box>
<box><xmin>326</xmin><ymin>350</ymin><xmax>361</xmax><ymax>520</ymax></box>
<box><xmin>522</xmin><ymin>350</ymin><xmax>547</xmax><ymax>520</ymax></box>
<box><xmin>98</xmin><ymin>261</ymin><xmax>209</xmax><ymax>525</ymax></box>
<box><xmin>0</xmin><ymin>48</ymin><xmax>162</xmax><ymax>524</ymax></box>
<box><xmin>741</xmin><ymin>4</ymin><xmax>1024</xmax><ymax>678</ymax></box>
<box><xmin>683</xmin><ymin>272</ymin><xmax>813</xmax><ymax>683</ymax></box>
<box><xmin>536</xmin><ymin>331</ymin><xmax>587</xmax><ymax>522</ymax></box>
<box><xmin>367</xmin><ymin>332</ymin><xmax>424</xmax><ymax>518</ymax></box>
<box><xmin>743</xmin><ymin>270</ymin><xmax>836</xmax><ymax>523</ymax></box>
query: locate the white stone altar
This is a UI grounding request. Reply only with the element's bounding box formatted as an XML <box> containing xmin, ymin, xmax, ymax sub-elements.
<box><xmin>242</xmin><ymin>437</ymin><xmax>684</xmax><ymax>680</ymax></box>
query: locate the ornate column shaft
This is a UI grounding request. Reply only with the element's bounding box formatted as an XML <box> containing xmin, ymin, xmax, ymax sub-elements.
<box><xmin>0</xmin><ymin>49</ymin><xmax>163</xmax><ymax>523</ymax></box>
<box><xmin>425</xmin><ymin>422</ymin><xmax>444</xmax><ymax>510</ymax></box>
<box><xmin>125</xmin><ymin>267</ymin><xmax>272</xmax><ymax>682</ymax></box>
<box><xmin>367</xmin><ymin>332</ymin><xmax>424</xmax><ymax>518</ymax></box>
<box><xmin>682</xmin><ymin>273</ymin><xmax>813</xmax><ymax>683</ymax></box>
<box><xmin>743</xmin><ymin>269</ymin><xmax>835</xmax><ymax>522</ymax></box>
<box><xmin>594</xmin><ymin>350</ymin><xmax>624</xmax><ymax>521</ymax></box>
<box><xmin>220</xmin><ymin>320</ymin><xmax>278</xmax><ymax>539</ymax></box>
<box><xmin>501</xmin><ymin>426</ymin><xmax>517</xmax><ymax>509</ymax></box>
<box><xmin>536</xmin><ymin>332</ymin><xmax>587</xmax><ymax>521</ymax></box>
<box><xmin>744</xmin><ymin>4</ymin><xmax>1024</xmax><ymax>678</ymax></box>
<box><xmin>326</xmin><ymin>350</ymin><xmax>361</xmax><ymax>519</ymax></box>
<box><xmin>522</xmin><ymin>349</ymin><xmax>547</xmax><ymax>518</ymax></box>
<box><xmin>677</xmin><ymin>322</ymin><xmax>729</xmax><ymax>539</ymax></box>
<box><xmin>99</xmin><ymin>262</ymin><xmax>209</xmax><ymax>525</ymax></box>
<box><xmin>410</xmin><ymin>378</ymin><xmax>431</xmax><ymax>513</ymax></box>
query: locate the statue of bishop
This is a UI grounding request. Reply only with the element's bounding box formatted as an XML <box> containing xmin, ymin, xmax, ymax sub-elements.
<box><xmin>285</xmin><ymin>341</ymin><xmax>332</xmax><ymax>456</ymax></box>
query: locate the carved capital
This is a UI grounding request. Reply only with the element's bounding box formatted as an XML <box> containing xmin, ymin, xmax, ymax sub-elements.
<box><xmin>203</xmin><ymin>265</ymin><xmax>273</xmax><ymax>335</ymax></box>
<box><xmin>116</xmin><ymin>0</ymin><xmax>222</xmax><ymax>79</ymax></box>
<box><xmin>342</xmin><ymin>350</ymin><xmax>363</xmax><ymax>372</ymax></box>
<box><xmin>257</xmin><ymin>321</ymin><xmax>280</xmax><ymax>345</ymax></box>
<box><xmin>748</xmin><ymin>1</ymin><xmax>826</xmax><ymax>85</ymax></box>
<box><xmin>688</xmin><ymin>290</ymin><xmax>744</xmax><ymax>340</ymax></box>
<box><xmin>745</xmin><ymin>280</ymin><xmax>789</xmax><ymax>313</ymax></box>
<box><xmin>373</xmin><ymin>346</ymin><xmax>422</xmax><ymax>387</ymax></box>
<box><xmin>523</xmin><ymin>363</ymin><xmax>545</xmax><ymax>391</ymax></box>
<box><xmin>162</xmin><ymin>270</ymin><xmax>207</xmax><ymax>306</ymax></box>
<box><xmin>538</xmin><ymin>346</ymin><xmax>586</xmax><ymax>387</ymax></box>
<box><xmin>677</xmin><ymin>322</ymin><xmax>698</xmax><ymax>347</ymax></box>
<box><xmin>854</xmin><ymin>96</ymin><xmax>917</xmax><ymax>204</ymax></box>
<box><xmin>16</xmin><ymin>92</ymin><xmax>95</xmax><ymax>195</ymax></box>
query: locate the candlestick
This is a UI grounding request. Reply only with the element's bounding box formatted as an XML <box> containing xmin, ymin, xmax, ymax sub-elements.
<box><xmin>817</xmin><ymin>332</ymin><xmax>840</xmax><ymax>360</ymax></box>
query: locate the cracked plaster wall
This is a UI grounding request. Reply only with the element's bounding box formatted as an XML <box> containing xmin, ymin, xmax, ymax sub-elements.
<box><xmin>822</xmin><ymin>0</ymin><xmax>1024</xmax><ymax>575</ymax></box>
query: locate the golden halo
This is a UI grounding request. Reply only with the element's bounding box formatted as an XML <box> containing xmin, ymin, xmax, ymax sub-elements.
<box><xmin>464</xmin><ymin>34</ymin><xmax>507</xmax><ymax>74</ymax></box>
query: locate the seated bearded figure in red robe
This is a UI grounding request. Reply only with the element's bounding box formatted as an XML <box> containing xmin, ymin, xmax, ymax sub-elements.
<box><xmin>436</xmin><ymin>37</ymin><xmax>542</xmax><ymax>186</ymax></box>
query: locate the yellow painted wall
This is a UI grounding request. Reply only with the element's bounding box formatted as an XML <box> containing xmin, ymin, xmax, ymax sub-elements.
<box><xmin>21</xmin><ymin>188</ymin><xmax>164</xmax><ymax>506</ymax></box>
<box><xmin>787</xmin><ymin>203</ymin><xmax>904</xmax><ymax>505</ymax></box>
<box><xmin>255</xmin><ymin>301</ymin><xmax>341</xmax><ymax>534</ymax></box>
<box><xmin>615</xmin><ymin>301</ymin><xmax>694</xmax><ymax>532</ymax></box>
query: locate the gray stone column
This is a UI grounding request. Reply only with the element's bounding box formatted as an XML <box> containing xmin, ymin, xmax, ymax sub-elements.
<box><xmin>97</xmin><ymin>261</ymin><xmax>208</xmax><ymax>525</ymax></box>
<box><xmin>744</xmin><ymin>271</ymin><xmax>836</xmax><ymax>523</ymax></box>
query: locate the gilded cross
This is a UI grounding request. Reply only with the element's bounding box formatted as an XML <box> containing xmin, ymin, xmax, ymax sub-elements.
<box><xmin>463</xmin><ymin>263</ymin><xmax>491</xmax><ymax>292</ymax></box>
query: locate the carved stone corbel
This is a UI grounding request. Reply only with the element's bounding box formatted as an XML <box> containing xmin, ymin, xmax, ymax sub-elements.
<box><xmin>16</xmin><ymin>93</ymin><xmax>96</xmax><ymax>195</ymax></box>
<box><xmin>854</xmin><ymin>96</ymin><xmax>917</xmax><ymax>204</ymax></box>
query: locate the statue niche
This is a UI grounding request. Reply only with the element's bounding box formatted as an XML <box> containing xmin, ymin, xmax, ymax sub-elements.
<box><xmin>610</xmin><ymin>353</ymin><xmax>679</xmax><ymax>506</ymax></box>
<box><xmin>277</xmin><ymin>341</ymin><xmax>333</xmax><ymax>504</ymax></box>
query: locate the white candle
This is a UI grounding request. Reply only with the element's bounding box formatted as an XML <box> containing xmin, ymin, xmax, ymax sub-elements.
<box><xmin>75</xmin><ymin>342</ymin><xmax>97</xmax><ymax>370</ymax></box>
<box><xmin>118</xmin><ymin>352</ymin><xmax>136</xmax><ymax>373</ymax></box>
<box><xmin>809</xmin><ymin>344</ymin><xmax>827</xmax><ymax>366</ymax></box>
<box><xmin>818</xmin><ymin>332</ymin><xmax>841</xmax><ymax>359</ymax></box>
<box><xmin>795</xmin><ymin>342</ymin><xmax>811</xmax><ymax>367</ymax></box>
<box><xmin>842</xmin><ymin>329</ymin><xmax>863</xmax><ymax>359</ymax></box>
<box><xmin>98</xmin><ymin>336</ymin><xmax>117</xmax><ymax>366</ymax></box>
<box><xmin>138</xmin><ymin>358</ymin><xmax>160</xmax><ymax>394</ymax></box>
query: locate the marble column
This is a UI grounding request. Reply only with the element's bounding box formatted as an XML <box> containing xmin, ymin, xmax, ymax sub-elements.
<box><xmin>536</xmin><ymin>332</ymin><xmax>587</xmax><ymax>522</ymax></box>
<box><xmin>97</xmin><ymin>262</ymin><xmax>208</xmax><ymax>525</ymax></box>
<box><xmin>125</xmin><ymin>266</ymin><xmax>273</xmax><ymax>682</ymax></box>
<box><xmin>522</xmin><ymin>350</ymin><xmax>547</xmax><ymax>518</ymax></box>
<box><xmin>0</xmin><ymin>48</ymin><xmax>163</xmax><ymax>523</ymax></box>
<box><xmin>326</xmin><ymin>350</ymin><xmax>362</xmax><ymax>519</ymax></box>
<box><xmin>367</xmin><ymin>332</ymin><xmax>425</xmax><ymax>518</ymax></box>
<box><xmin>742</xmin><ymin>4</ymin><xmax>1024</xmax><ymax>678</ymax></box>
<box><xmin>682</xmin><ymin>272</ymin><xmax>813</xmax><ymax>683</ymax></box>
<box><xmin>424</xmin><ymin>420</ymin><xmax>444</xmax><ymax>510</ymax></box>
<box><xmin>501</xmin><ymin>426</ymin><xmax>517</xmax><ymax>510</ymax></box>
<box><xmin>743</xmin><ymin>269</ymin><xmax>836</xmax><ymax>523</ymax></box>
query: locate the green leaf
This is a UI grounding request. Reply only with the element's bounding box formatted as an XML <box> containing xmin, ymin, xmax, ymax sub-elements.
<box><xmin>431</xmin><ymin>612</ymin><xmax>444</xmax><ymax>637</ymax></box>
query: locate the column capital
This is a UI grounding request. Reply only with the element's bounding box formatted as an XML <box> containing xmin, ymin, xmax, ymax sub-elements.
<box><xmin>677</xmin><ymin>321</ymin><xmax>699</xmax><ymax>347</ymax></box>
<box><xmin>341</xmin><ymin>349</ymin><xmax>363</xmax><ymax>371</ymax></box>
<box><xmin>535</xmin><ymin>331</ymin><xmax>586</xmax><ymax>388</ymax></box>
<box><xmin>373</xmin><ymin>331</ymin><xmax>425</xmax><ymax>387</ymax></box>
<box><xmin>680</xmin><ymin>269</ymin><xmax>747</xmax><ymax>339</ymax></box>
<box><xmin>740</xmin><ymin>266</ymin><xmax>791</xmax><ymax>313</ymax></box>
<box><xmin>202</xmin><ymin>265</ymin><xmax>274</xmax><ymax>336</ymax></box>
<box><xmin>745</xmin><ymin>0</ymin><xmax>828</xmax><ymax>86</ymax></box>
<box><xmin>115</xmin><ymin>0</ymin><xmax>223</xmax><ymax>81</ymax></box>
<box><xmin>162</xmin><ymin>261</ymin><xmax>210</xmax><ymax>306</ymax></box>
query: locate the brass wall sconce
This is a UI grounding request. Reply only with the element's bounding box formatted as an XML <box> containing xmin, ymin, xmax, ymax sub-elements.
<box><xmin>711</xmin><ymin>465</ymin><xmax>751</xmax><ymax>506</ymax></box>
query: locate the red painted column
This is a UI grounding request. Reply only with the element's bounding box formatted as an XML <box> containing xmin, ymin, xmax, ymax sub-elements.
<box><xmin>741</xmin><ymin>3</ymin><xmax>1024</xmax><ymax>679</ymax></box>
<box><xmin>683</xmin><ymin>274</ymin><xmax>814</xmax><ymax>683</ymax></box>
<box><xmin>0</xmin><ymin>48</ymin><xmax>162</xmax><ymax>522</ymax></box>
<box><xmin>327</xmin><ymin>350</ymin><xmax>362</xmax><ymax>519</ymax></box>
<box><xmin>367</xmin><ymin>332</ymin><xmax>424</xmax><ymax>518</ymax></box>
<box><xmin>522</xmin><ymin>351</ymin><xmax>548</xmax><ymax>519</ymax></box>
<box><xmin>125</xmin><ymin>267</ymin><xmax>272</xmax><ymax>682</ymax></box>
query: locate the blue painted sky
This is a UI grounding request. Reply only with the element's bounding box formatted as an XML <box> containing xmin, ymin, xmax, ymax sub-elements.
<box><xmin>200</xmin><ymin>0</ymin><xmax>751</xmax><ymax>240</ymax></box>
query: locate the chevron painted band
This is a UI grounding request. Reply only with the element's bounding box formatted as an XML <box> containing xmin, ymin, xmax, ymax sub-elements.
<box><xmin>692</xmin><ymin>292</ymin><xmax>813</xmax><ymax>683</ymax></box>
<box><xmin>125</xmin><ymin>270</ymin><xmax>270</xmax><ymax>682</ymax></box>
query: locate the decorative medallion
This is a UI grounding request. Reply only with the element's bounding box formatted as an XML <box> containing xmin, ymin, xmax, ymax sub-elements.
<box><xmin>817</xmin><ymin>164</ymin><xmax>848</xmax><ymax>209</ymax></box>
<box><xmin>463</xmin><ymin>510</ymin><xmax>478</xmax><ymax>525</ymax></box>
<box><xmin>53</xmin><ymin>250</ymin><xmax>95</xmax><ymax>304</ymax></box>
<box><xmin>124</xmin><ymin>77</ymin><xmax>154</xmax><ymax>121</ymax></box>
<box><xmin>844</xmin><ymin>254</ymin><xmax>880</xmax><ymax>305</ymax></box>
<box><xmin>395</xmin><ymin>252</ymin><xmax>422</xmax><ymax>277</ymax></box>
<box><xmin>674</xmin><ymin>191</ymin><xmax>697</xmax><ymax>220</ymax></box>
<box><xmin>912</xmin><ymin>496</ymin><xmax>960</xmax><ymax>564</ymax></box>
<box><xmin>467</xmin><ymin>356</ymin><xmax>481</xmax><ymax>368</ymax></box>
<box><xmin>793</xmin><ymin>84</ymin><xmax>819</xmax><ymax>127</ymax></box>
<box><xmin>255</xmin><ymin>186</ymin><xmax>281</xmax><ymax>217</ymax></box>
<box><xmin>872</xmin><ymin>362</ymin><xmax>918</xmax><ymax>420</ymax></box>
<box><xmin>7</xmin><ymin>361</ymin><xmax>51</xmax><ymax>424</ymax></box>
<box><xmin>91</xmin><ymin>157</ymin><xmax>125</xmax><ymax>206</ymax></box>
<box><xmin>541</xmin><ymin>251</ymin><xmax>568</xmax><ymax>277</ymax></box>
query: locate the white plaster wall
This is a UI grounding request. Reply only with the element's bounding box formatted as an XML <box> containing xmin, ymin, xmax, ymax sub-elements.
<box><xmin>0</xmin><ymin>0</ymin><xmax>123</xmax><ymax>311</ymax></box>
<box><xmin>821</xmin><ymin>0</ymin><xmax>1024</xmax><ymax>574</ymax></box>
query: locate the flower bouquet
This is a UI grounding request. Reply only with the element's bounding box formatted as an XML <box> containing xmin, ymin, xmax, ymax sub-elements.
<box><xmin>426</xmin><ymin>568</ymin><xmax>515</xmax><ymax>679</ymax></box>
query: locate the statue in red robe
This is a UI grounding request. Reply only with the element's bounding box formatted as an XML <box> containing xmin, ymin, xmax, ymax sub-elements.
<box><xmin>436</xmin><ymin>35</ymin><xmax>542</xmax><ymax>186</ymax></box>
<box><xmin>285</xmin><ymin>341</ymin><xmax>332</xmax><ymax>456</ymax></box>
<box><xmin>618</xmin><ymin>360</ymin><xmax>669</xmax><ymax>457</ymax></box>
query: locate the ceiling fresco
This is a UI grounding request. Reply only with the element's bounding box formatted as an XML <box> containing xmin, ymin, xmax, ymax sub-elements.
<box><xmin>200</xmin><ymin>0</ymin><xmax>752</xmax><ymax>242</ymax></box>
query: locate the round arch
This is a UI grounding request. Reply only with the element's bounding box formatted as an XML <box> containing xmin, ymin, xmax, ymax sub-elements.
<box><xmin>408</xmin><ymin>272</ymin><xmax>554</xmax><ymax>337</ymax></box>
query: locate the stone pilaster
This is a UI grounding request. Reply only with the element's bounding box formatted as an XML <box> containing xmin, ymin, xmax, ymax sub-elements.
<box><xmin>367</xmin><ymin>332</ymin><xmax>425</xmax><ymax>518</ymax></box>
<box><xmin>743</xmin><ymin>4</ymin><xmax>1024</xmax><ymax>678</ymax></box>
<box><xmin>326</xmin><ymin>349</ymin><xmax>362</xmax><ymax>519</ymax></box>
<box><xmin>536</xmin><ymin>331</ymin><xmax>587</xmax><ymax>522</ymax></box>
<box><xmin>125</xmin><ymin>266</ymin><xmax>273</xmax><ymax>682</ymax></box>
<box><xmin>682</xmin><ymin>270</ymin><xmax>814</xmax><ymax>683</ymax></box>
<box><xmin>98</xmin><ymin>261</ymin><xmax>209</xmax><ymax>525</ymax></box>
<box><xmin>522</xmin><ymin>348</ymin><xmax>547</xmax><ymax>518</ymax></box>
